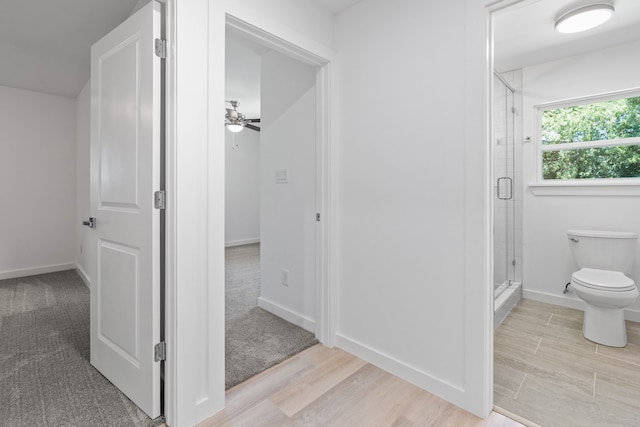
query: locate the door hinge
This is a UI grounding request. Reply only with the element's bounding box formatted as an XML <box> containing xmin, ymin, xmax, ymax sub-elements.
<box><xmin>154</xmin><ymin>190</ymin><xmax>166</xmax><ymax>210</ymax></box>
<box><xmin>154</xmin><ymin>342</ymin><xmax>166</xmax><ymax>362</ymax></box>
<box><xmin>316</xmin><ymin>213</ymin><xmax>321</xmax><ymax>222</ymax></box>
<box><xmin>155</xmin><ymin>38</ymin><xmax>167</xmax><ymax>59</ymax></box>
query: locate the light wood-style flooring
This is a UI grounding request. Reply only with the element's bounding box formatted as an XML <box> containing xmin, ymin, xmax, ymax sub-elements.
<box><xmin>199</xmin><ymin>344</ymin><xmax>523</xmax><ymax>427</ymax></box>
<box><xmin>494</xmin><ymin>298</ymin><xmax>640</xmax><ymax>427</ymax></box>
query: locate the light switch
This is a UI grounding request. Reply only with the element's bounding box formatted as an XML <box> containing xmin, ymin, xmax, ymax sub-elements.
<box><xmin>276</xmin><ymin>169</ymin><xmax>288</xmax><ymax>184</ymax></box>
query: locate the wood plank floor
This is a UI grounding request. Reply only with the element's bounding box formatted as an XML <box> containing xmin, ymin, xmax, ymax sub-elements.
<box><xmin>494</xmin><ymin>298</ymin><xmax>640</xmax><ymax>427</ymax></box>
<box><xmin>199</xmin><ymin>344</ymin><xmax>523</xmax><ymax>427</ymax></box>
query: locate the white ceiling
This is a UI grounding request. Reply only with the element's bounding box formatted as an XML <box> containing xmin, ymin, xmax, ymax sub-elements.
<box><xmin>3</xmin><ymin>0</ymin><xmax>638</xmax><ymax>98</ymax></box>
<box><xmin>494</xmin><ymin>0</ymin><xmax>640</xmax><ymax>72</ymax></box>
<box><xmin>313</xmin><ymin>0</ymin><xmax>362</xmax><ymax>14</ymax></box>
<box><xmin>0</xmin><ymin>0</ymin><xmax>139</xmax><ymax>98</ymax></box>
<box><xmin>226</xmin><ymin>34</ymin><xmax>264</xmax><ymax>120</ymax></box>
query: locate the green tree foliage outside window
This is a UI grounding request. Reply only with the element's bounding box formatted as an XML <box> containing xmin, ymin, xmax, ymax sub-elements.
<box><xmin>541</xmin><ymin>96</ymin><xmax>640</xmax><ymax>179</ymax></box>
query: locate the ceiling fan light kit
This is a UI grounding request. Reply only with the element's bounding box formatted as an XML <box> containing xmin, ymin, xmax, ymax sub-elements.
<box><xmin>555</xmin><ymin>3</ymin><xmax>615</xmax><ymax>34</ymax></box>
<box><xmin>226</xmin><ymin>123</ymin><xmax>244</xmax><ymax>133</ymax></box>
<box><xmin>225</xmin><ymin>100</ymin><xmax>260</xmax><ymax>133</ymax></box>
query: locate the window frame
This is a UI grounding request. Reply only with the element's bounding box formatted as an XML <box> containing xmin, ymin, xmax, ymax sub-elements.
<box><xmin>531</xmin><ymin>87</ymin><xmax>640</xmax><ymax>195</ymax></box>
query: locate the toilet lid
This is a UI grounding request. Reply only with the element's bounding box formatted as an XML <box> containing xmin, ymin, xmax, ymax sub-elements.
<box><xmin>572</xmin><ymin>268</ymin><xmax>636</xmax><ymax>292</ymax></box>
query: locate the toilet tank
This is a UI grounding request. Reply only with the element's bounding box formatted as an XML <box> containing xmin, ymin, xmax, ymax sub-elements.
<box><xmin>567</xmin><ymin>229</ymin><xmax>638</xmax><ymax>274</ymax></box>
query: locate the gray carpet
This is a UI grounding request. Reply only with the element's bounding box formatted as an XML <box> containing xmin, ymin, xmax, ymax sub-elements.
<box><xmin>225</xmin><ymin>243</ymin><xmax>262</xmax><ymax>321</ymax></box>
<box><xmin>225</xmin><ymin>243</ymin><xmax>318</xmax><ymax>389</ymax></box>
<box><xmin>0</xmin><ymin>247</ymin><xmax>317</xmax><ymax>420</ymax></box>
<box><xmin>0</xmin><ymin>270</ymin><xmax>154</xmax><ymax>427</ymax></box>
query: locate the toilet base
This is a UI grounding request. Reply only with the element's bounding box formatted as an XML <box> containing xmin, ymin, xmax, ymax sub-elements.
<box><xmin>583</xmin><ymin>304</ymin><xmax>627</xmax><ymax>347</ymax></box>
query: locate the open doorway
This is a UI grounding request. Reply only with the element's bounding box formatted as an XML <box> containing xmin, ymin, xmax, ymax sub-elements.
<box><xmin>490</xmin><ymin>0</ymin><xmax>640</xmax><ymax>425</ymax></box>
<box><xmin>223</xmin><ymin>26</ymin><xmax>321</xmax><ymax>389</ymax></box>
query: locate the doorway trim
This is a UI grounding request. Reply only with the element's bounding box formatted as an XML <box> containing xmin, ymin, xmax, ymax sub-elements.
<box><xmin>164</xmin><ymin>2</ymin><xmax>335</xmax><ymax>425</ymax></box>
<box><xmin>486</xmin><ymin>0</ymin><xmax>529</xmax><ymax>418</ymax></box>
<box><xmin>225</xmin><ymin>14</ymin><xmax>336</xmax><ymax>346</ymax></box>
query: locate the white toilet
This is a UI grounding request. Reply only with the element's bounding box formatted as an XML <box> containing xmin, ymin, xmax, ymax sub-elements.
<box><xmin>567</xmin><ymin>229</ymin><xmax>639</xmax><ymax>347</ymax></box>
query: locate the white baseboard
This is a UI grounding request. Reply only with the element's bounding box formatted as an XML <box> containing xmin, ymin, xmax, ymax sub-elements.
<box><xmin>225</xmin><ymin>238</ymin><xmax>260</xmax><ymax>248</ymax></box>
<box><xmin>522</xmin><ymin>288</ymin><xmax>584</xmax><ymax>310</ymax></box>
<box><xmin>335</xmin><ymin>333</ymin><xmax>467</xmax><ymax>413</ymax></box>
<box><xmin>523</xmin><ymin>288</ymin><xmax>640</xmax><ymax>322</ymax></box>
<box><xmin>626</xmin><ymin>310</ymin><xmax>640</xmax><ymax>323</ymax></box>
<box><xmin>257</xmin><ymin>297</ymin><xmax>315</xmax><ymax>334</ymax></box>
<box><xmin>75</xmin><ymin>264</ymin><xmax>91</xmax><ymax>288</ymax></box>
<box><xmin>0</xmin><ymin>263</ymin><xmax>76</xmax><ymax>281</ymax></box>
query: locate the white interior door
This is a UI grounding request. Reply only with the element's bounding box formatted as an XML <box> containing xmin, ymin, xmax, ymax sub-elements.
<box><xmin>88</xmin><ymin>1</ymin><xmax>161</xmax><ymax>418</ymax></box>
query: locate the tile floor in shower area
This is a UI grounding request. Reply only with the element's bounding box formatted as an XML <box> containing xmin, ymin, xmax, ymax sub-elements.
<box><xmin>494</xmin><ymin>299</ymin><xmax>640</xmax><ymax>427</ymax></box>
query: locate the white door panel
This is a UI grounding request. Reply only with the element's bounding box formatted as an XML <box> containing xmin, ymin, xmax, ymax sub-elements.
<box><xmin>99</xmin><ymin>40</ymin><xmax>139</xmax><ymax>207</ymax></box>
<box><xmin>98</xmin><ymin>242</ymin><xmax>139</xmax><ymax>363</ymax></box>
<box><xmin>89</xmin><ymin>0</ymin><xmax>161</xmax><ymax>418</ymax></box>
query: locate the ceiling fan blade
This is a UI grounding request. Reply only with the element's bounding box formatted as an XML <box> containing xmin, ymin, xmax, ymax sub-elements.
<box><xmin>246</xmin><ymin>118</ymin><xmax>261</xmax><ymax>123</ymax></box>
<box><xmin>246</xmin><ymin>124</ymin><xmax>261</xmax><ymax>132</ymax></box>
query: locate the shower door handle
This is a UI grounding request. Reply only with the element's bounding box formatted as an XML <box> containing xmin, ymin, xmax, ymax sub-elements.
<box><xmin>497</xmin><ymin>177</ymin><xmax>513</xmax><ymax>200</ymax></box>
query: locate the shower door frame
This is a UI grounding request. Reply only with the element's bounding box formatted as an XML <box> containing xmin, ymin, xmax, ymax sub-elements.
<box><xmin>493</xmin><ymin>70</ymin><xmax>517</xmax><ymax>301</ymax></box>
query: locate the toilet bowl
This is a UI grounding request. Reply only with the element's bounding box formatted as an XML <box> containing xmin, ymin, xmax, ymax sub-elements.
<box><xmin>567</xmin><ymin>230</ymin><xmax>639</xmax><ymax>347</ymax></box>
<box><xmin>570</xmin><ymin>268</ymin><xmax>638</xmax><ymax>347</ymax></box>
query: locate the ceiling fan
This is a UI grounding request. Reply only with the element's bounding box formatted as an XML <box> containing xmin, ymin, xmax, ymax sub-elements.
<box><xmin>225</xmin><ymin>100</ymin><xmax>260</xmax><ymax>132</ymax></box>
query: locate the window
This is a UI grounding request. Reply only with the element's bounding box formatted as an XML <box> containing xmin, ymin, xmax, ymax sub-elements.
<box><xmin>537</xmin><ymin>91</ymin><xmax>640</xmax><ymax>181</ymax></box>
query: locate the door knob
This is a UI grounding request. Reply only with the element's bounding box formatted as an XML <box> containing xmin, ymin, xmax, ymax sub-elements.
<box><xmin>82</xmin><ymin>217</ymin><xmax>96</xmax><ymax>229</ymax></box>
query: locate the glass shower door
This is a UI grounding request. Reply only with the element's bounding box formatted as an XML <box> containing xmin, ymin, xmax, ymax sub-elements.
<box><xmin>493</xmin><ymin>73</ymin><xmax>516</xmax><ymax>299</ymax></box>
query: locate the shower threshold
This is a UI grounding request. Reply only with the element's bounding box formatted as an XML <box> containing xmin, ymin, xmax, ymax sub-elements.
<box><xmin>494</xmin><ymin>281</ymin><xmax>521</xmax><ymax>328</ymax></box>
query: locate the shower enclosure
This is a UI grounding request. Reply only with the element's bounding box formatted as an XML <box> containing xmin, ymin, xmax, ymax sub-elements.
<box><xmin>493</xmin><ymin>70</ymin><xmax>522</xmax><ymax>325</ymax></box>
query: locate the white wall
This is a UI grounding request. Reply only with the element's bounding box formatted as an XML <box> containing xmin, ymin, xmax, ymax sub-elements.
<box><xmin>225</xmin><ymin>36</ymin><xmax>261</xmax><ymax>247</ymax></box>
<box><xmin>76</xmin><ymin>81</ymin><xmax>91</xmax><ymax>284</ymax></box>
<box><xmin>259</xmin><ymin>50</ymin><xmax>317</xmax><ymax>331</ymax></box>
<box><xmin>0</xmin><ymin>85</ymin><xmax>76</xmax><ymax>279</ymax></box>
<box><xmin>521</xmin><ymin>39</ymin><xmax>640</xmax><ymax>317</ymax></box>
<box><xmin>225</xmin><ymin>35</ymin><xmax>261</xmax><ymax>120</ymax></box>
<box><xmin>225</xmin><ymin>130</ymin><xmax>260</xmax><ymax>246</ymax></box>
<box><xmin>334</xmin><ymin>0</ymin><xmax>490</xmax><ymax>416</ymax></box>
<box><xmin>179</xmin><ymin>0</ymin><xmax>490</xmax><ymax>423</ymax></box>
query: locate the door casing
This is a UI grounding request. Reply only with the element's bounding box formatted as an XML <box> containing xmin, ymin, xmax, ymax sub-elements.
<box><xmin>162</xmin><ymin>4</ymin><xmax>336</xmax><ymax>426</ymax></box>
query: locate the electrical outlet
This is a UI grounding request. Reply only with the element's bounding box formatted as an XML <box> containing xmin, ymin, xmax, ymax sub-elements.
<box><xmin>282</xmin><ymin>269</ymin><xmax>289</xmax><ymax>286</ymax></box>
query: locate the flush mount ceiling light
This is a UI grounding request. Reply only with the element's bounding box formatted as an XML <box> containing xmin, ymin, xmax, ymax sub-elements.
<box><xmin>555</xmin><ymin>3</ymin><xmax>615</xmax><ymax>34</ymax></box>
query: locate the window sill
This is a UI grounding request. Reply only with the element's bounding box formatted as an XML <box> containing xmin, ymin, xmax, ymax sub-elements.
<box><xmin>529</xmin><ymin>181</ymin><xmax>640</xmax><ymax>196</ymax></box>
